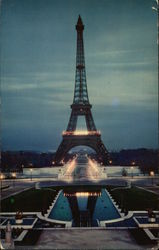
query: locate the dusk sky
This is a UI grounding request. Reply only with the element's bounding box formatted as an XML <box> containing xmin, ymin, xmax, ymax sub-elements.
<box><xmin>0</xmin><ymin>0</ymin><xmax>158</xmax><ymax>152</ymax></box>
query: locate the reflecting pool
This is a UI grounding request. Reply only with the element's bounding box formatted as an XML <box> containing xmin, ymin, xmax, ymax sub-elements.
<box><xmin>48</xmin><ymin>188</ymin><xmax>120</xmax><ymax>227</ymax></box>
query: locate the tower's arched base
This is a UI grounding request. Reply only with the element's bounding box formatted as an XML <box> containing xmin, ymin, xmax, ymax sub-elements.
<box><xmin>54</xmin><ymin>134</ymin><xmax>109</xmax><ymax>165</ymax></box>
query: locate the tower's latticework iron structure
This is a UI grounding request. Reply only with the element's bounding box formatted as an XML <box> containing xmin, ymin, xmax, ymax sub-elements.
<box><xmin>54</xmin><ymin>16</ymin><xmax>108</xmax><ymax>165</ymax></box>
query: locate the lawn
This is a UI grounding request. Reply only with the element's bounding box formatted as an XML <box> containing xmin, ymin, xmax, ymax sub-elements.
<box><xmin>1</xmin><ymin>188</ymin><xmax>58</xmax><ymax>213</ymax></box>
<box><xmin>109</xmin><ymin>186</ymin><xmax>158</xmax><ymax>211</ymax></box>
<box><xmin>1</xmin><ymin>185</ymin><xmax>158</xmax><ymax>213</ymax></box>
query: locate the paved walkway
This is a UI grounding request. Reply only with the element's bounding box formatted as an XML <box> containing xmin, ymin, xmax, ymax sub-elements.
<box><xmin>136</xmin><ymin>185</ymin><xmax>159</xmax><ymax>195</ymax></box>
<box><xmin>34</xmin><ymin>229</ymin><xmax>154</xmax><ymax>249</ymax></box>
<box><xmin>144</xmin><ymin>186</ymin><xmax>159</xmax><ymax>195</ymax></box>
<box><xmin>1</xmin><ymin>180</ymin><xmax>36</xmax><ymax>200</ymax></box>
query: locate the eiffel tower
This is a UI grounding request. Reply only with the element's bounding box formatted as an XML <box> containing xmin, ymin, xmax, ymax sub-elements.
<box><xmin>54</xmin><ymin>15</ymin><xmax>108</xmax><ymax>165</ymax></box>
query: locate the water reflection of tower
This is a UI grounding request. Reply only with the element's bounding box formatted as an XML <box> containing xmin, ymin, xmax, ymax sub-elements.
<box><xmin>64</xmin><ymin>190</ymin><xmax>101</xmax><ymax>227</ymax></box>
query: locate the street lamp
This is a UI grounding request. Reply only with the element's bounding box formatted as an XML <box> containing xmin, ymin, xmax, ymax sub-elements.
<box><xmin>131</xmin><ymin>166</ymin><xmax>134</xmax><ymax>178</ymax></box>
<box><xmin>150</xmin><ymin>171</ymin><xmax>154</xmax><ymax>185</ymax></box>
<box><xmin>109</xmin><ymin>160</ymin><xmax>112</xmax><ymax>165</ymax></box>
<box><xmin>0</xmin><ymin>174</ymin><xmax>4</xmax><ymax>197</ymax></box>
<box><xmin>30</xmin><ymin>168</ymin><xmax>33</xmax><ymax>181</ymax></box>
<box><xmin>12</xmin><ymin>173</ymin><xmax>16</xmax><ymax>188</ymax></box>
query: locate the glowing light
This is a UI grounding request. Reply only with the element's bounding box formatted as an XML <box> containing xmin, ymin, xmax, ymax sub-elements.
<box><xmin>64</xmin><ymin>192</ymin><xmax>101</xmax><ymax>197</ymax></box>
<box><xmin>88</xmin><ymin>159</ymin><xmax>98</xmax><ymax>172</ymax></box>
<box><xmin>63</xmin><ymin>158</ymin><xmax>77</xmax><ymax>182</ymax></box>
<box><xmin>12</xmin><ymin>173</ymin><xmax>16</xmax><ymax>178</ymax></box>
<box><xmin>60</xmin><ymin>159</ymin><xmax>65</xmax><ymax>164</ymax></box>
<box><xmin>75</xmin><ymin>192</ymin><xmax>101</xmax><ymax>197</ymax></box>
<box><xmin>0</xmin><ymin>174</ymin><xmax>4</xmax><ymax>180</ymax></box>
<box><xmin>150</xmin><ymin>171</ymin><xmax>154</xmax><ymax>176</ymax></box>
<box><xmin>87</xmin><ymin>158</ymin><xmax>101</xmax><ymax>181</ymax></box>
<box><xmin>62</xmin><ymin>130</ymin><xmax>101</xmax><ymax>136</ymax></box>
<box><xmin>65</xmin><ymin>159</ymin><xmax>76</xmax><ymax>176</ymax></box>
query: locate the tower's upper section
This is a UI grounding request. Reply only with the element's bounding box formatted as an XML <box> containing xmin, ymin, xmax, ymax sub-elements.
<box><xmin>76</xmin><ymin>15</ymin><xmax>84</xmax><ymax>31</ymax></box>
<box><xmin>73</xmin><ymin>15</ymin><xmax>89</xmax><ymax>105</ymax></box>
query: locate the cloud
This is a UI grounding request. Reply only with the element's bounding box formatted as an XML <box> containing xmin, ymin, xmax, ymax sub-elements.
<box><xmin>93</xmin><ymin>103</ymin><xmax>158</xmax><ymax>150</ymax></box>
<box><xmin>87</xmin><ymin>47</ymin><xmax>157</xmax><ymax>71</ymax></box>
